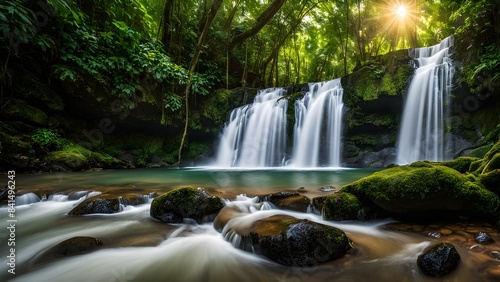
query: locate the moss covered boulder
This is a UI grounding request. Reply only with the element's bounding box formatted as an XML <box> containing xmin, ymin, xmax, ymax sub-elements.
<box><xmin>44</xmin><ymin>150</ymin><xmax>88</xmax><ymax>171</ymax></box>
<box><xmin>323</xmin><ymin>192</ymin><xmax>380</xmax><ymax>220</ymax></box>
<box><xmin>150</xmin><ymin>187</ymin><xmax>224</xmax><ymax>223</ymax></box>
<box><xmin>2</xmin><ymin>99</ymin><xmax>48</xmax><ymax>126</ymax></box>
<box><xmin>248</xmin><ymin>215</ymin><xmax>351</xmax><ymax>266</ymax></box>
<box><xmin>340</xmin><ymin>165</ymin><xmax>500</xmax><ymax>218</ymax></box>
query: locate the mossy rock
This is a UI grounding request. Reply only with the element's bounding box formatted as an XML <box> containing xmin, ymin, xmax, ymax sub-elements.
<box><xmin>480</xmin><ymin>170</ymin><xmax>500</xmax><ymax>195</ymax></box>
<box><xmin>342</xmin><ymin>166</ymin><xmax>500</xmax><ymax>218</ymax></box>
<box><xmin>323</xmin><ymin>192</ymin><xmax>378</xmax><ymax>221</ymax></box>
<box><xmin>2</xmin><ymin>99</ymin><xmax>48</xmax><ymax>126</ymax></box>
<box><xmin>469</xmin><ymin>143</ymin><xmax>493</xmax><ymax>159</ymax></box>
<box><xmin>90</xmin><ymin>151</ymin><xmax>127</xmax><ymax>168</ymax></box>
<box><xmin>248</xmin><ymin>215</ymin><xmax>351</xmax><ymax>266</ymax></box>
<box><xmin>439</xmin><ymin>156</ymin><xmax>479</xmax><ymax>173</ymax></box>
<box><xmin>0</xmin><ymin>131</ymin><xmax>33</xmax><ymax>155</ymax></box>
<box><xmin>68</xmin><ymin>193</ymin><xmax>147</xmax><ymax>215</ymax></box>
<box><xmin>150</xmin><ymin>187</ymin><xmax>224</xmax><ymax>223</ymax></box>
<box><xmin>44</xmin><ymin>150</ymin><xmax>88</xmax><ymax>171</ymax></box>
<box><xmin>484</xmin><ymin>153</ymin><xmax>500</xmax><ymax>173</ymax></box>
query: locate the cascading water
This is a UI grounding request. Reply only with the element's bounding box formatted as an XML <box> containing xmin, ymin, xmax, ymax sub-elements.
<box><xmin>396</xmin><ymin>36</ymin><xmax>455</xmax><ymax>164</ymax></box>
<box><xmin>292</xmin><ymin>79</ymin><xmax>344</xmax><ymax>167</ymax></box>
<box><xmin>214</xmin><ymin>88</ymin><xmax>288</xmax><ymax>167</ymax></box>
<box><xmin>213</xmin><ymin>79</ymin><xmax>344</xmax><ymax>168</ymax></box>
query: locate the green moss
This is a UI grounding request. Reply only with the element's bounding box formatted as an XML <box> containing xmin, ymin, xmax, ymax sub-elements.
<box><xmin>484</xmin><ymin>153</ymin><xmax>500</xmax><ymax>173</ymax></box>
<box><xmin>150</xmin><ymin>187</ymin><xmax>224</xmax><ymax>223</ymax></box>
<box><xmin>0</xmin><ymin>132</ymin><xmax>33</xmax><ymax>154</ymax></box>
<box><xmin>480</xmin><ymin>170</ymin><xmax>500</xmax><ymax>195</ymax></box>
<box><xmin>470</xmin><ymin>143</ymin><xmax>493</xmax><ymax>159</ymax></box>
<box><xmin>2</xmin><ymin>99</ymin><xmax>48</xmax><ymax>126</ymax></box>
<box><xmin>323</xmin><ymin>192</ymin><xmax>368</xmax><ymax>221</ymax></box>
<box><xmin>439</xmin><ymin>156</ymin><xmax>479</xmax><ymax>173</ymax></box>
<box><xmin>44</xmin><ymin>150</ymin><xmax>88</xmax><ymax>170</ymax></box>
<box><xmin>341</xmin><ymin>166</ymin><xmax>500</xmax><ymax>217</ymax></box>
<box><xmin>470</xmin><ymin>159</ymin><xmax>484</xmax><ymax>175</ymax></box>
<box><xmin>408</xmin><ymin>161</ymin><xmax>435</xmax><ymax>168</ymax></box>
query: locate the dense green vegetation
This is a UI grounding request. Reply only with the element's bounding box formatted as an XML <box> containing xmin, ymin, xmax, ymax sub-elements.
<box><xmin>0</xmin><ymin>0</ymin><xmax>499</xmax><ymax>169</ymax></box>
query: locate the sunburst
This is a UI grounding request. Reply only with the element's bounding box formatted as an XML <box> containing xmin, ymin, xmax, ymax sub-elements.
<box><xmin>379</xmin><ymin>0</ymin><xmax>418</xmax><ymax>49</ymax></box>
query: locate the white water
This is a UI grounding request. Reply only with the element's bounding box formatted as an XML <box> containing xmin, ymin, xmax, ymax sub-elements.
<box><xmin>213</xmin><ymin>79</ymin><xmax>344</xmax><ymax>168</ymax></box>
<box><xmin>292</xmin><ymin>79</ymin><xmax>344</xmax><ymax>167</ymax></box>
<box><xmin>214</xmin><ymin>88</ymin><xmax>288</xmax><ymax>167</ymax></box>
<box><xmin>0</xmin><ymin>192</ymin><xmax>495</xmax><ymax>282</ymax></box>
<box><xmin>396</xmin><ymin>36</ymin><xmax>455</xmax><ymax>164</ymax></box>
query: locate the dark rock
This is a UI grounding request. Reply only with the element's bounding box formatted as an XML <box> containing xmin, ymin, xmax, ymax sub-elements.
<box><xmin>312</xmin><ymin>196</ymin><xmax>328</xmax><ymax>214</ymax></box>
<box><xmin>262</xmin><ymin>191</ymin><xmax>310</xmax><ymax>213</ymax></box>
<box><xmin>320</xmin><ymin>186</ymin><xmax>336</xmax><ymax>192</ymax></box>
<box><xmin>150</xmin><ymin>187</ymin><xmax>224</xmax><ymax>223</ymax></box>
<box><xmin>32</xmin><ymin>236</ymin><xmax>102</xmax><ymax>265</ymax></box>
<box><xmin>68</xmin><ymin>197</ymin><xmax>120</xmax><ymax>215</ymax></box>
<box><xmin>417</xmin><ymin>242</ymin><xmax>461</xmax><ymax>277</ymax></box>
<box><xmin>475</xmin><ymin>232</ymin><xmax>495</xmax><ymax>244</ymax></box>
<box><xmin>68</xmin><ymin>193</ymin><xmax>148</xmax><ymax>215</ymax></box>
<box><xmin>248</xmin><ymin>215</ymin><xmax>351</xmax><ymax>266</ymax></box>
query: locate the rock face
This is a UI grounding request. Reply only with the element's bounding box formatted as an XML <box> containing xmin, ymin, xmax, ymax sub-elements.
<box><xmin>32</xmin><ymin>236</ymin><xmax>103</xmax><ymax>264</ymax></box>
<box><xmin>248</xmin><ymin>215</ymin><xmax>351</xmax><ymax>266</ymax></box>
<box><xmin>150</xmin><ymin>187</ymin><xmax>224</xmax><ymax>223</ymax></box>
<box><xmin>262</xmin><ymin>191</ymin><xmax>310</xmax><ymax>212</ymax></box>
<box><xmin>417</xmin><ymin>242</ymin><xmax>461</xmax><ymax>277</ymax></box>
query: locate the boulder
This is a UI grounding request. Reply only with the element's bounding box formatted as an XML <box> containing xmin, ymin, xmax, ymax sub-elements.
<box><xmin>68</xmin><ymin>196</ymin><xmax>120</xmax><ymax>215</ymax></box>
<box><xmin>341</xmin><ymin>165</ymin><xmax>500</xmax><ymax>218</ymax></box>
<box><xmin>417</xmin><ymin>242</ymin><xmax>460</xmax><ymax>277</ymax></box>
<box><xmin>248</xmin><ymin>215</ymin><xmax>351</xmax><ymax>266</ymax></box>
<box><xmin>262</xmin><ymin>191</ymin><xmax>310</xmax><ymax>212</ymax></box>
<box><xmin>322</xmin><ymin>192</ymin><xmax>379</xmax><ymax>220</ymax></box>
<box><xmin>150</xmin><ymin>187</ymin><xmax>224</xmax><ymax>223</ymax></box>
<box><xmin>69</xmin><ymin>193</ymin><xmax>149</xmax><ymax>215</ymax></box>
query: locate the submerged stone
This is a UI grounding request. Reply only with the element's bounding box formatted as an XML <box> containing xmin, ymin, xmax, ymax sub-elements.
<box><xmin>150</xmin><ymin>187</ymin><xmax>224</xmax><ymax>223</ymax></box>
<box><xmin>248</xmin><ymin>215</ymin><xmax>351</xmax><ymax>266</ymax></box>
<box><xmin>417</xmin><ymin>242</ymin><xmax>461</xmax><ymax>277</ymax></box>
<box><xmin>32</xmin><ymin>236</ymin><xmax>103</xmax><ymax>265</ymax></box>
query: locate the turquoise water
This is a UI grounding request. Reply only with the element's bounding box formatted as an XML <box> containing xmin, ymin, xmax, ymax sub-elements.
<box><xmin>15</xmin><ymin>167</ymin><xmax>379</xmax><ymax>195</ymax></box>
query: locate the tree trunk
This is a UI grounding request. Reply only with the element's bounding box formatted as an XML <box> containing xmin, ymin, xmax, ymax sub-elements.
<box><xmin>177</xmin><ymin>0</ymin><xmax>224</xmax><ymax>166</ymax></box>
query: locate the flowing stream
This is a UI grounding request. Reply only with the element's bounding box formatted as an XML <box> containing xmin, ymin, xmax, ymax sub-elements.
<box><xmin>1</xmin><ymin>169</ymin><xmax>499</xmax><ymax>281</ymax></box>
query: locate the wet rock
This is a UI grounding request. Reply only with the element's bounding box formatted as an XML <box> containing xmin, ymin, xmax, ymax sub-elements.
<box><xmin>312</xmin><ymin>196</ymin><xmax>328</xmax><ymax>214</ymax></box>
<box><xmin>32</xmin><ymin>236</ymin><xmax>103</xmax><ymax>264</ymax></box>
<box><xmin>417</xmin><ymin>242</ymin><xmax>461</xmax><ymax>277</ymax></box>
<box><xmin>150</xmin><ymin>187</ymin><xmax>224</xmax><ymax>223</ymax></box>
<box><xmin>248</xmin><ymin>215</ymin><xmax>351</xmax><ymax>266</ymax></box>
<box><xmin>475</xmin><ymin>232</ymin><xmax>495</xmax><ymax>244</ymax></box>
<box><xmin>320</xmin><ymin>186</ymin><xmax>336</xmax><ymax>192</ymax></box>
<box><xmin>68</xmin><ymin>197</ymin><xmax>120</xmax><ymax>215</ymax></box>
<box><xmin>262</xmin><ymin>191</ymin><xmax>310</xmax><ymax>213</ymax></box>
<box><xmin>322</xmin><ymin>192</ymin><xmax>379</xmax><ymax>220</ymax></box>
<box><xmin>489</xmin><ymin>251</ymin><xmax>500</xmax><ymax>260</ymax></box>
<box><xmin>342</xmin><ymin>165</ymin><xmax>500</xmax><ymax>219</ymax></box>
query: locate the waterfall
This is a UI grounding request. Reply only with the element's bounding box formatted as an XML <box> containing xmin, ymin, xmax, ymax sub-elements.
<box><xmin>292</xmin><ymin>79</ymin><xmax>344</xmax><ymax>167</ymax></box>
<box><xmin>214</xmin><ymin>88</ymin><xmax>288</xmax><ymax>167</ymax></box>
<box><xmin>396</xmin><ymin>36</ymin><xmax>455</xmax><ymax>164</ymax></box>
